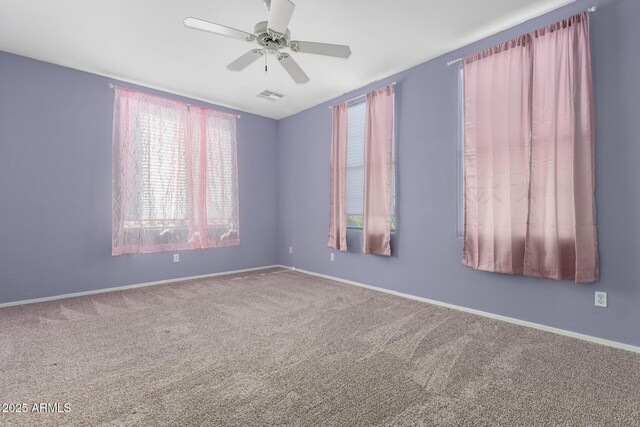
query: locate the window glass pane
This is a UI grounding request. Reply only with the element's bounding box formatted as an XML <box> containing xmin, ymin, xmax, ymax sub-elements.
<box><xmin>135</xmin><ymin>108</ymin><xmax>187</xmax><ymax>224</ymax></box>
<box><xmin>346</xmin><ymin>101</ymin><xmax>365</xmax><ymax>216</ymax></box>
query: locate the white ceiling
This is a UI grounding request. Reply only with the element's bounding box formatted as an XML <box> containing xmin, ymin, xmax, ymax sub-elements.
<box><xmin>0</xmin><ymin>0</ymin><xmax>574</xmax><ymax>119</ymax></box>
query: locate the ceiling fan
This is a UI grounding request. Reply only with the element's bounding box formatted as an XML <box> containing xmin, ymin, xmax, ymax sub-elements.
<box><xmin>183</xmin><ymin>0</ymin><xmax>352</xmax><ymax>84</ymax></box>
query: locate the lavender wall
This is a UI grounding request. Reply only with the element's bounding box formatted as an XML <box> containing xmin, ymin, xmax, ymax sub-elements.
<box><xmin>0</xmin><ymin>52</ymin><xmax>279</xmax><ymax>304</ymax></box>
<box><xmin>277</xmin><ymin>0</ymin><xmax>640</xmax><ymax>347</ymax></box>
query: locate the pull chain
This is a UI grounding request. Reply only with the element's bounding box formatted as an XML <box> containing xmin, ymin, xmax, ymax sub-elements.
<box><xmin>265</xmin><ymin>53</ymin><xmax>268</xmax><ymax>73</ymax></box>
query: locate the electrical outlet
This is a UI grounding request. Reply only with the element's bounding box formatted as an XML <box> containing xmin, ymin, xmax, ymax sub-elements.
<box><xmin>595</xmin><ymin>291</ymin><xmax>607</xmax><ymax>308</ymax></box>
<box><xmin>330</xmin><ymin>252</ymin><xmax>335</xmax><ymax>261</ymax></box>
<box><xmin>173</xmin><ymin>254</ymin><xmax>180</xmax><ymax>263</ymax></box>
<box><xmin>288</xmin><ymin>246</ymin><xmax>293</xmax><ymax>254</ymax></box>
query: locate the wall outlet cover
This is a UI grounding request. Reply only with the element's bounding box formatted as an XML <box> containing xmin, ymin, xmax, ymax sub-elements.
<box><xmin>173</xmin><ymin>254</ymin><xmax>180</xmax><ymax>263</ymax></box>
<box><xmin>595</xmin><ymin>291</ymin><xmax>607</xmax><ymax>308</ymax></box>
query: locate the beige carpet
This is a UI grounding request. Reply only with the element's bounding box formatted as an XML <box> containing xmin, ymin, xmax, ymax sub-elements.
<box><xmin>1</xmin><ymin>268</ymin><xmax>639</xmax><ymax>426</ymax></box>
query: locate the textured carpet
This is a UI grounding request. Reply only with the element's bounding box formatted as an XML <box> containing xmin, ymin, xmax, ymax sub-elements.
<box><xmin>1</xmin><ymin>268</ymin><xmax>639</xmax><ymax>426</ymax></box>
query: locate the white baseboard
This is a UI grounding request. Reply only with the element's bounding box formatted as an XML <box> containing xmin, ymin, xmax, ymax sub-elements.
<box><xmin>276</xmin><ymin>265</ymin><xmax>640</xmax><ymax>354</ymax></box>
<box><xmin>0</xmin><ymin>265</ymin><xmax>282</xmax><ymax>309</ymax></box>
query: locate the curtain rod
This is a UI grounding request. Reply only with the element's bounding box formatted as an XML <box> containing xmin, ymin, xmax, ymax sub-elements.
<box><xmin>328</xmin><ymin>81</ymin><xmax>396</xmax><ymax>110</ymax></box>
<box><xmin>108</xmin><ymin>83</ymin><xmax>241</xmax><ymax>118</ymax></box>
<box><xmin>446</xmin><ymin>5</ymin><xmax>598</xmax><ymax>66</ymax></box>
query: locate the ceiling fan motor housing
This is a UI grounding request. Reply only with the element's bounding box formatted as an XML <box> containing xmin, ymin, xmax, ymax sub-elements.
<box><xmin>254</xmin><ymin>21</ymin><xmax>291</xmax><ymax>48</ymax></box>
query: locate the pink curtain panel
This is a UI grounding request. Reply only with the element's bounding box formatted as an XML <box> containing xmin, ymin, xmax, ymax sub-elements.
<box><xmin>363</xmin><ymin>84</ymin><xmax>394</xmax><ymax>256</ymax></box>
<box><xmin>524</xmin><ymin>13</ymin><xmax>598</xmax><ymax>282</ymax></box>
<box><xmin>462</xmin><ymin>35</ymin><xmax>532</xmax><ymax>275</ymax></box>
<box><xmin>328</xmin><ymin>102</ymin><xmax>349</xmax><ymax>251</ymax></box>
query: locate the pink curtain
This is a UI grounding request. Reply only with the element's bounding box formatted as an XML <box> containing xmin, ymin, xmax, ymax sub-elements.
<box><xmin>463</xmin><ymin>12</ymin><xmax>598</xmax><ymax>283</ymax></box>
<box><xmin>328</xmin><ymin>103</ymin><xmax>348</xmax><ymax>251</ymax></box>
<box><xmin>524</xmin><ymin>13</ymin><xmax>598</xmax><ymax>282</ymax></box>
<box><xmin>362</xmin><ymin>85</ymin><xmax>394</xmax><ymax>256</ymax></box>
<box><xmin>112</xmin><ymin>88</ymin><xmax>239</xmax><ymax>255</ymax></box>
<box><xmin>463</xmin><ymin>36</ymin><xmax>532</xmax><ymax>274</ymax></box>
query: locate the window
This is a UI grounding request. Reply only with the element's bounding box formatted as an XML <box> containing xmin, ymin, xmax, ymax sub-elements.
<box><xmin>345</xmin><ymin>100</ymin><xmax>396</xmax><ymax>229</ymax></box>
<box><xmin>112</xmin><ymin>88</ymin><xmax>239</xmax><ymax>255</ymax></box>
<box><xmin>462</xmin><ymin>12</ymin><xmax>598</xmax><ymax>282</ymax></box>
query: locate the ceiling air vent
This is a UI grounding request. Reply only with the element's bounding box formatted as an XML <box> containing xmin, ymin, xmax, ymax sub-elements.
<box><xmin>256</xmin><ymin>89</ymin><xmax>285</xmax><ymax>101</ymax></box>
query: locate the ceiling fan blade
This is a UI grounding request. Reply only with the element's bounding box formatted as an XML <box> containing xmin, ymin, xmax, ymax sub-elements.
<box><xmin>289</xmin><ymin>40</ymin><xmax>352</xmax><ymax>58</ymax></box>
<box><xmin>278</xmin><ymin>53</ymin><xmax>309</xmax><ymax>84</ymax></box>
<box><xmin>183</xmin><ymin>17</ymin><xmax>255</xmax><ymax>42</ymax></box>
<box><xmin>267</xmin><ymin>0</ymin><xmax>295</xmax><ymax>36</ymax></box>
<box><xmin>227</xmin><ymin>49</ymin><xmax>264</xmax><ymax>71</ymax></box>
